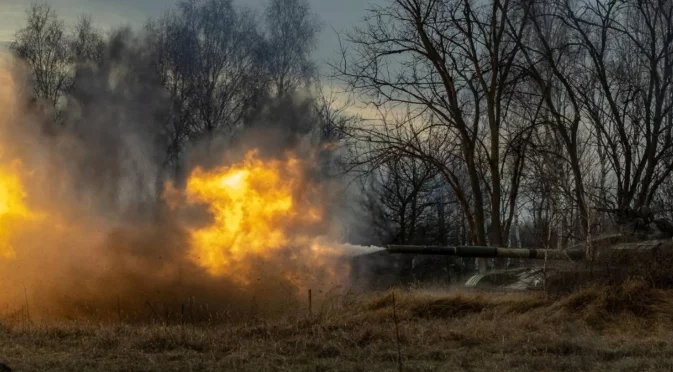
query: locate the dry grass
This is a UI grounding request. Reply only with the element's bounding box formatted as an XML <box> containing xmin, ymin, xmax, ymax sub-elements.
<box><xmin>2</xmin><ymin>281</ymin><xmax>673</xmax><ymax>371</ymax></box>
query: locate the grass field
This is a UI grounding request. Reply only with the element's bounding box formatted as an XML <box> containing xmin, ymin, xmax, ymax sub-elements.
<box><xmin>1</xmin><ymin>280</ymin><xmax>672</xmax><ymax>371</ymax></box>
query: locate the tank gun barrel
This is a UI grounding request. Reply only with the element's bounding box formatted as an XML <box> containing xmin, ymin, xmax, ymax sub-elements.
<box><xmin>387</xmin><ymin>245</ymin><xmax>585</xmax><ymax>261</ymax></box>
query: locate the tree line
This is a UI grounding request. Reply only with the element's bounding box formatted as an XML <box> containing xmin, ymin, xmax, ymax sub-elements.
<box><xmin>333</xmin><ymin>0</ymin><xmax>673</xmax><ymax>262</ymax></box>
<box><xmin>9</xmin><ymin>0</ymin><xmax>348</xmax><ymax>181</ymax></box>
<box><xmin>11</xmin><ymin>0</ymin><xmax>673</xmax><ymax>263</ymax></box>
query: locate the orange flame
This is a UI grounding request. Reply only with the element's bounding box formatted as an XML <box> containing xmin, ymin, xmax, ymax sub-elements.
<box><xmin>183</xmin><ymin>150</ymin><xmax>328</xmax><ymax>284</ymax></box>
<box><xmin>0</xmin><ymin>161</ymin><xmax>38</xmax><ymax>259</ymax></box>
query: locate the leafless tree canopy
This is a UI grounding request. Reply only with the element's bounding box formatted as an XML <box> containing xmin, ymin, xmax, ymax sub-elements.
<box><xmin>263</xmin><ymin>0</ymin><xmax>321</xmax><ymax>96</ymax></box>
<box><xmin>12</xmin><ymin>0</ymin><xmax>673</xmax><ymax>263</ymax></box>
<box><xmin>334</xmin><ymin>0</ymin><xmax>673</xmax><ymax>257</ymax></box>
<box><xmin>11</xmin><ymin>0</ymin><xmax>335</xmax><ymax>182</ymax></box>
<box><xmin>11</xmin><ymin>3</ymin><xmax>73</xmax><ymax>108</ymax></box>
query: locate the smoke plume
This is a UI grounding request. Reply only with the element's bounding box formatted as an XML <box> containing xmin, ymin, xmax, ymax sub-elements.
<box><xmin>0</xmin><ymin>33</ymin><xmax>360</xmax><ymax>322</ymax></box>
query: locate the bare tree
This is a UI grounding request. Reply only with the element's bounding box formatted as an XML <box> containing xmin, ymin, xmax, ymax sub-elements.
<box><xmin>503</xmin><ymin>0</ymin><xmax>594</xmax><ymax>235</ymax></box>
<box><xmin>263</xmin><ymin>0</ymin><xmax>321</xmax><ymax>96</ymax></box>
<box><xmin>313</xmin><ymin>84</ymin><xmax>353</xmax><ymax>143</ymax></box>
<box><xmin>376</xmin><ymin>156</ymin><xmax>438</xmax><ymax>244</ymax></box>
<box><xmin>336</xmin><ymin>0</ymin><xmax>534</xmax><ymax>260</ymax></box>
<box><xmin>564</xmin><ymin>0</ymin><xmax>673</xmax><ymax>209</ymax></box>
<box><xmin>70</xmin><ymin>15</ymin><xmax>105</xmax><ymax>64</ymax></box>
<box><xmin>150</xmin><ymin>0</ymin><xmax>267</xmax><ymax>141</ymax></box>
<box><xmin>11</xmin><ymin>2</ymin><xmax>72</xmax><ymax>108</ymax></box>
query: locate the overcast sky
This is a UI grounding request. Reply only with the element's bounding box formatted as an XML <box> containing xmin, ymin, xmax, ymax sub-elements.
<box><xmin>0</xmin><ymin>0</ymin><xmax>377</xmax><ymax>73</ymax></box>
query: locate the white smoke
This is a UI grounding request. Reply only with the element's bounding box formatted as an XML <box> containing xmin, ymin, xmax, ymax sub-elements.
<box><xmin>338</xmin><ymin>243</ymin><xmax>385</xmax><ymax>256</ymax></box>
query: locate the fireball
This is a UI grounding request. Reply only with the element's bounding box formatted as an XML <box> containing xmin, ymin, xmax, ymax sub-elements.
<box><xmin>0</xmin><ymin>161</ymin><xmax>37</xmax><ymax>259</ymax></box>
<box><xmin>184</xmin><ymin>150</ymin><xmax>327</xmax><ymax>284</ymax></box>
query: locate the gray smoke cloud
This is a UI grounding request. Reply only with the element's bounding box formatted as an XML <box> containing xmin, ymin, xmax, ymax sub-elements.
<box><xmin>61</xmin><ymin>28</ymin><xmax>168</xmax><ymax>219</ymax></box>
<box><xmin>0</xmin><ymin>29</ymin><xmax>363</xmax><ymax>322</ymax></box>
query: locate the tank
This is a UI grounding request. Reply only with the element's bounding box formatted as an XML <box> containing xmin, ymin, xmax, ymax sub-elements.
<box><xmin>384</xmin><ymin>206</ymin><xmax>673</xmax><ymax>291</ymax></box>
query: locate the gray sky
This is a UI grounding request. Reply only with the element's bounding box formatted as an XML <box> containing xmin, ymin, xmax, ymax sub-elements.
<box><xmin>0</xmin><ymin>0</ymin><xmax>377</xmax><ymax>72</ymax></box>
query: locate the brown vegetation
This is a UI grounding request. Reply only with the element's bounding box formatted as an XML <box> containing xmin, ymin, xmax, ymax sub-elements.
<box><xmin>1</xmin><ymin>281</ymin><xmax>673</xmax><ymax>371</ymax></box>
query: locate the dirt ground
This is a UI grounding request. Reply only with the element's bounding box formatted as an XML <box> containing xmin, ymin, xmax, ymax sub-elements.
<box><xmin>1</xmin><ymin>281</ymin><xmax>672</xmax><ymax>371</ymax></box>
